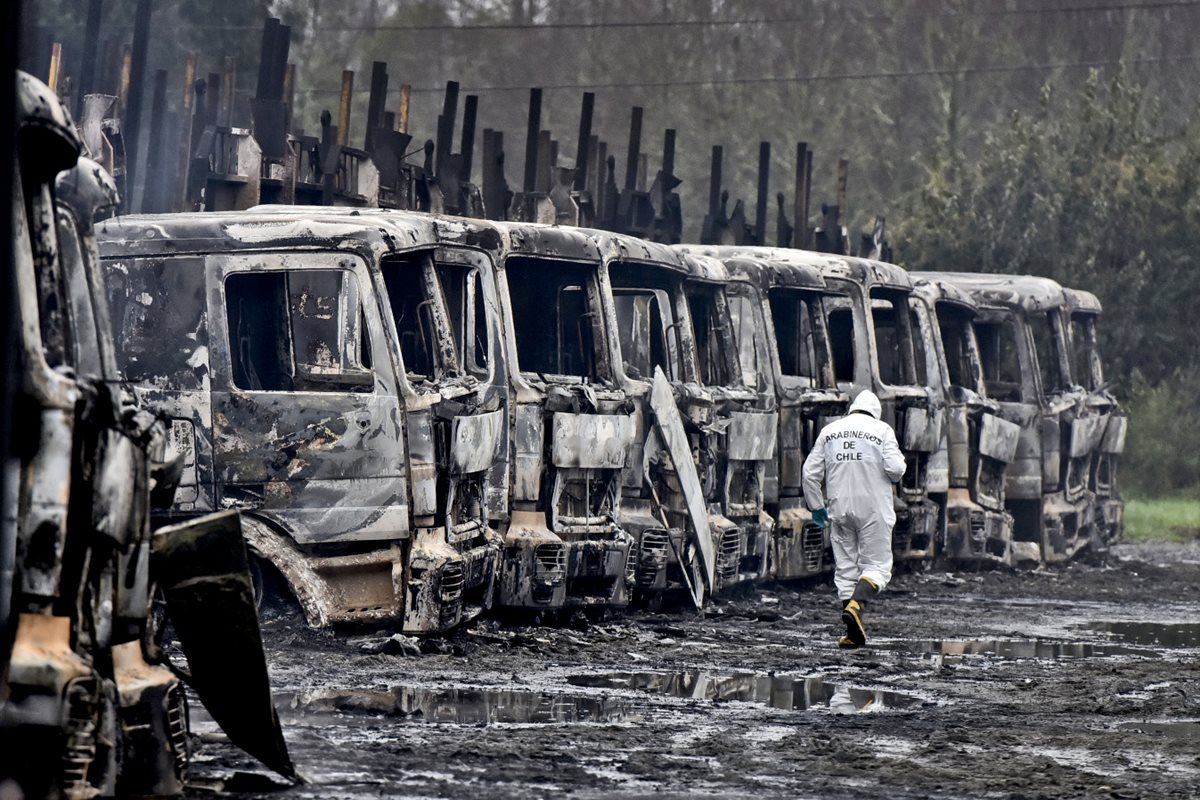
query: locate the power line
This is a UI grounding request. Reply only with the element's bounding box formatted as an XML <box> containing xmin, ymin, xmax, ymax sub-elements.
<box><xmin>294</xmin><ymin>53</ymin><xmax>1200</xmax><ymax>96</ymax></box>
<box><xmin>43</xmin><ymin>0</ymin><xmax>1200</xmax><ymax>33</ymax></box>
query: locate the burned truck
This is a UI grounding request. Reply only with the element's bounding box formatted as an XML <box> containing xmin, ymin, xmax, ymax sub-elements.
<box><xmin>692</xmin><ymin>248</ymin><xmax>943</xmax><ymax>564</ymax></box>
<box><xmin>589</xmin><ymin>234</ymin><xmax>778</xmax><ymax>603</ymax></box>
<box><xmin>925</xmin><ymin>273</ymin><xmax>1101</xmax><ymax>563</ymax></box>
<box><xmin>3</xmin><ymin>72</ymin><xmax>291</xmax><ymax>797</ymax></box>
<box><xmin>1063</xmin><ymin>287</ymin><xmax>1125</xmax><ymax>547</ymax></box>
<box><xmin>96</xmin><ymin>209</ymin><xmax>507</xmax><ymax>633</ymax></box>
<box><xmin>678</xmin><ymin>247</ymin><xmax>849</xmax><ymax>579</ymax></box>
<box><xmin>448</xmin><ymin>219</ymin><xmax>636</xmax><ymax>611</ymax></box>
<box><xmin>911</xmin><ymin>277</ymin><xmax>1020</xmax><ymax>565</ymax></box>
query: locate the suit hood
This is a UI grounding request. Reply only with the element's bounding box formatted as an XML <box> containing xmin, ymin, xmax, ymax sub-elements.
<box><xmin>849</xmin><ymin>390</ymin><xmax>882</xmax><ymax>419</ymax></box>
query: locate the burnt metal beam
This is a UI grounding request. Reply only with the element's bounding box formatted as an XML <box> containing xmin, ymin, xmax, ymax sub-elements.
<box><xmin>174</xmin><ymin>53</ymin><xmax>198</xmax><ymax>213</ymax></box>
<box><xmin>522</xmin><ymin>88</ymin><xmax>542</xmax><ymax>193</ymax></box>
<box><xmin>397</xmin><ymin>83</ymin><xmax>411</xmax><ymax>134</ymax></box>
<box><xmin>755</xmin><ymin>141</ymin><xmax>770</xmax><ymax>246</ymax></box>
<box><xmin>124</xmin><ymin>0</ymin><xmax>152</xmax><ymax>209</ymax></box>
<box><xmin>337</xmin><ymin>70</ymin><xmax>354</xmax><ymax>148</ymax></box>
<box><xmin>364</xmin><ymin>61</ymin><xmax>389</xmax><ymax>152</ymax></box>
<box><xmin>460</xmin><ymin>94</ymin><xmax>478</xmax><ymax>182</ymax></box>
<box><xmin>76</xmin><ymin>0</ymin><xmax>103</xmax><ymax>117</ymax></box>
<box><xmin>436</xmin><ymin>80</ymin><xmax>459</xmax><ymax>177</ymax></box>
<box><xmin>623</xmin><ymin>106</ymin><xmax>642</xmax><ymax>192</ymax></box>
<box><xmin>573</xmin><ymin>92</ymin><xmax>594</xmax><ymax>191</ymax></box>
<box><xmin>143</xmin><ymin>69</ymin><xmax>168</xmax><ymax>212</ymax></box>
<box><xmin>708</xmin><ymin>145</ymin><xmax>723</xmax><ymax>220</ymax></box>
<box><xmin>795</xmin><ymin>142</ymin><xmax>811</xmax><ymax>249</ymax></box>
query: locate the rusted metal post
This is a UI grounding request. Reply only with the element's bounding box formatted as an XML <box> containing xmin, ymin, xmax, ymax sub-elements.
<box><xmin>795</xmin><ymin>142</ymin><xmax>811</xmax><ymax>249</ymax></box>
<box><xmin>460</xmin><ymin>94</ymin><xmax>478</xmax><ymax>182</ymax></box>
<box><xmin>118</xmin><ymin>44</ymin><xmax>132</xmax><ymax>113</ymax></box>
<box><xmin>48</xmin><ymin>42</ymin><xmax>63</xmax><ymax>92</ymax></box>
<box><xmin>436</xmin><ymin>80</ymin><xmax>459</xmax><ymax>177</ymax></box>
<box><xmin>125</xmin><ymin>0</ymin><xmax>152</xmax><ymax>205</ymax></box>
<box><xmin>220</xmin><ymin>57</ymin><xmax>236</xmax><ymax>127</ymax></box>
<box><xmin>77</xmin><ymin>0</ymin><xmax>103</xmax><ymax>116</ymax></box>
<box><xmin>623</xmin><ymin>106</ymin><xmax>642</xmax><ymax>192</ymax></box>
<box><xmin>397</xmin><ymin>83</ymin><xmax>411</xmax><ymax>134</ymax></box>
<box><xmin>755</xmin><ymin>141</ymin><xmax>770</xmax><ymax>245</ymax></box>
<box><xmin>522</xmin><ymin>87</ymin><xmax>542</xmax><ymax>193</ymax></box>
<box><xmin>364</xmin><ymin>61</ymin><xmax>388</xmax><ymax>152</ymax></box>
<box><xmin>174</xmin><ymin>52</ymin><xmax>198</xmax><ymax>213</ymax></box>
<box><xmin>573</xmin><ymin>92</ymin><xmax>594</xmax><ymax>191</ymax></box>
<box><xmin>337</xmin><ymin>70</ymin><xmax>354</xmax><ymax>147</ymax></box>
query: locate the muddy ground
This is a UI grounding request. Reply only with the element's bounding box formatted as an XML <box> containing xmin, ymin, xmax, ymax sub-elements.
<box><xmin>185</xmin><ymin>541</ymin><xmax>1200</xmax><ymax>799</ymax></box>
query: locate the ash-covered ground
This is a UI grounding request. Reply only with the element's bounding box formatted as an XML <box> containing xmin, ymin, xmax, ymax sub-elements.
<box><xmin>186</xmin><ymin>542</ymin><xmax>1200</xmax><ymax>799</ymax></box>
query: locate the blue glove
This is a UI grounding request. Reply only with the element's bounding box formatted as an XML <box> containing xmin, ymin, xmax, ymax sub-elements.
<box><xmin>812</xmin><ymin>508</ymin><xmax>829</xmax><ymax>529</ymax></box>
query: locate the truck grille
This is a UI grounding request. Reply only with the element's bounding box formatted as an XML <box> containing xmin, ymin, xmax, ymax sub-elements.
<box><xmin>637</xmin><ymin>529</ymin><xmax>670</xmax><ymax>587</ymax></box>
<box><xmin>802</xmin><ymin>523</ymin><xmax>825</xmax><ymax>573</ymax></box>
<box><xmin>60</xmin><ymin>676</ymin><xmax>100</xmax><ymax>794</ymax></box>
<box><xmin>717</xmin><ymin>527</ymin><xmax>742</xmax><ymax>583</ymax></box>
<box><xmin>534</xmin><ymin>543</ymin><xmax>567</xmax><ymax>583</ymax></box>
<box><xmin>165</xmin><ymin>682</ymin><xmax>190</xmax><ymax>779</ymax></box>
<box><xmin>892</xmin><ymin>515</ymin><xmax>913</xmax><ymax>553</ymax></box>
<box><xmin>1065</xmin><ymin>455</ymin><xmax>1089</xmax><ymax>502</ymax></box>
<box><xmin>439</xmin><ymin>562</ymin><xmax>465</xmax><ymax>604</ymax></box>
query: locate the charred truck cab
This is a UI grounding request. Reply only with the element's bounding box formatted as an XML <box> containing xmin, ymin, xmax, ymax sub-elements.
<box><xmin>678</xmin><ymin>247</ymin><xmax>850</xmax><ymax>580</ymax></box>
<box><xmin>1063</xmin><ymin>287</ymin><xmax>1125</xmax><ymax>548</ymax></box>
<box><xmin>926</xmin><ymin>274</ymin><xmax>1099</xmax><ymax>564</ymax></box>
<box><xmin>593</xmin><ymin>234</ymin><xmax>775</xmax><ymax>601</ymax></box>
<box><xmin>97</xmin><ymin>210</ymin><xmax>506</xmax><ymax>633</ymax></box>
<box><xmin>469</xmin><ymin>221</ymin><xmax>635</xmax><ymax>611</ymax></box>
<box><xmin>911</xmin><ymin>278</ymin><xmax>1019</xmax><ymax>565</ymax></box>
<box><xmin>4</xmin><ymin>73</ymin><xmax>292</xmax><ymax>796</ymax></box>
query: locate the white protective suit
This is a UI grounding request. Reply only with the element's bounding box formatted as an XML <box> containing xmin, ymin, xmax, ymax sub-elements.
<box><xmin>802</xmin><ymin>390</ymin><xmax>906</xmax><ymax>600</ymax></box>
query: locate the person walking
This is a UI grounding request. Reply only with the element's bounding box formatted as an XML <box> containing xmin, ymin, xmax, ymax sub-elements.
<box><xmin>802</xmin><ymin>390</ymin><xmax>906</xmax><ymax>647</ymax></box>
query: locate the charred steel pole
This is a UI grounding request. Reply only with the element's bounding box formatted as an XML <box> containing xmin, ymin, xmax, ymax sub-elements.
<box><xmin>708</xmin><ymin>145</ymin><xmax>723</xmax><ymax>220</ymax></box>
<box><xmin>460</xmin><ymin>94</ymin><xmax>478</xmax><ymax>181</ymax></box>
<box><xmin>364</xmin><ymin>61</ymin><xmax>388</xmax><ymax>152</ymax></box>
<box><xmin>795</xmin><ymin>142</ymin><xmax>811</xmax><ymax>250</ymax></box>
<box><xmin>573</xmin><ymin>92</ymin><xmax>594</xmax><ymax>191</ymax></box>
<box><xmin>755</xmin><ymin>141</ymin><xmax>770</xmax><ymax>245</ymax></box>
<box><xmin>143</xmin><ymin>69</ymin><xmax>168</xmax><ymax>213</ymax></box>
<box><xmin>397</xmin><ymin>83</ymin><xmax>411</xmax><ymax>134</ymax></box>
<box><xmin>522</xmin><ymin>87</ymin><xmax>542</xmax><ymax>193</ymax></box>
<box><xmin>662</xmin><ymin>128</ymin><xmax>676</xmax><ymax>183</ymax></box>
<box><xmin>125</xmin><ymin>0</ymin><xmax>152</xmax><ymax>211</ymax></box>
<box><xmin>337</xmin><ymin>70</ymin><xmax>354</xmax><ymax>148</ymax></box>
<box><xmin>624</xmin><ymin>106</ymin><xmax>643</xmax><ymax>193</ymax></box>
<box><xmin>174</xmin><ymin>53</ymin><xmax>197</xmax><ymax>213</ymax></box>
<box><xmin>436</xmin><ymin>80</ymin><xmax>459</xmax><ymax>177</ymax></box>
<box><xmin>76</xmin><ymin>0</ymin><xmax>104</xmax><ymax>117</ymax></box>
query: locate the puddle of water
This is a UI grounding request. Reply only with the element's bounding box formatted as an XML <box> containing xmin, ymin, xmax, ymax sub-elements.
<box><xmin>908</xmin><ymin>639</ymin><xmax>1157</xmax><ymax>659</ymax></box>
<box><xmin>1117</xmin><ymin>720</ymin><xmax>1200</xmax><ymax>739</ymax></box>
<box><xmin>566</xmin><ymin>670</ymin><xmax>924</xmax><ymax>713</ymax></box>
<box><xmin>285</xmin><ymin>685</ymin><xmax>634</xmax><ymax>725</ymax></box>
<box><xmin>1084</xmin><ymin>621</ymin><xmax>1200</xmax><ymax>648</ymax></box>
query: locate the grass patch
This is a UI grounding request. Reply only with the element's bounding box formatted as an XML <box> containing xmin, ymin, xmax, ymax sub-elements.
<box><xmin>1123</xmin><ymin>495</ymin><xmax>1200</xmax><ymax>543</ymax></box>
